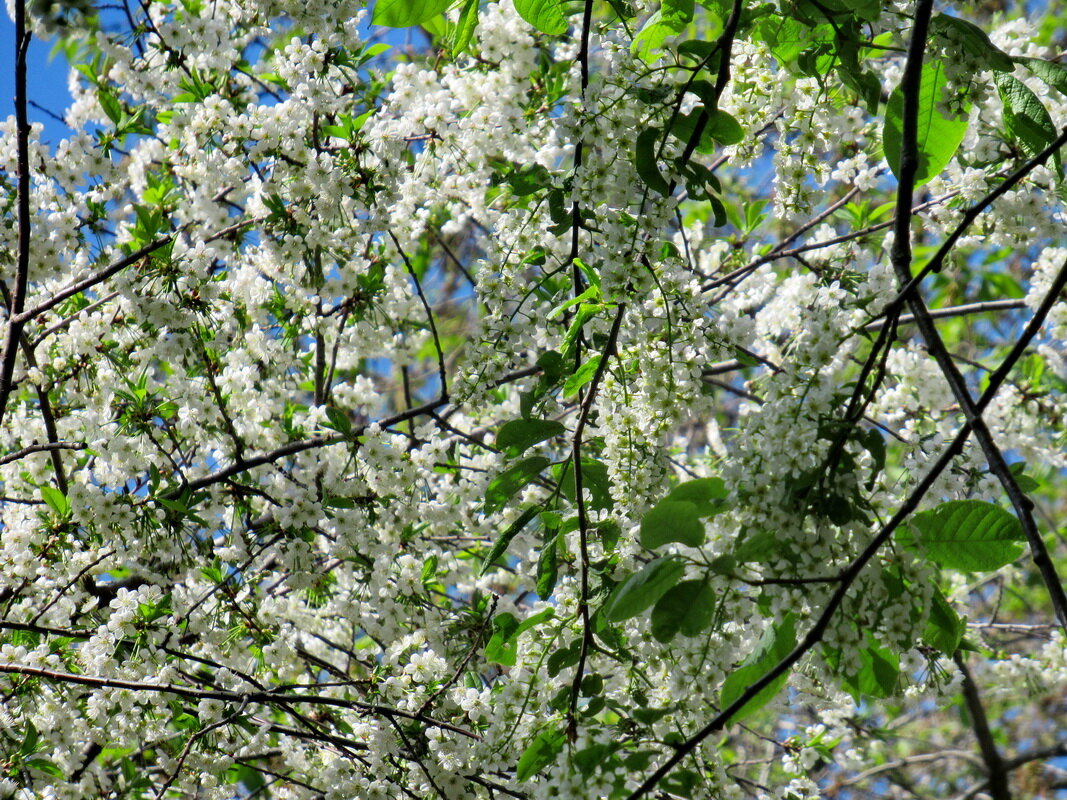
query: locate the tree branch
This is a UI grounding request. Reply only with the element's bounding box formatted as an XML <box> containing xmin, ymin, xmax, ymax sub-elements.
<box><xmin>954</xmin><ymin>652</ymin><xmax>1011</xmax><ymax>800</ymax></box>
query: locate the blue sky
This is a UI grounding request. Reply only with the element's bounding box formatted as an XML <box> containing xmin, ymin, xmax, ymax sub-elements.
<box><xmin>0</xmin><ymin>11</ymin><xmax>75</xmax><ymax>144</ymax></box>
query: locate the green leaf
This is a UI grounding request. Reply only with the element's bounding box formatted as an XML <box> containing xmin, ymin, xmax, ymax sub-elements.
<box><xmin>372</xmin><ymin>0</ymin><xmax>452</xmax><ymax>27</ymax></box>
<box><xmin>18</xmin><ymin>721</ymin><xmax>38</xmax><ymax>756</ymax></box>
<box><xmin>662</xmin><ymin>769</ymin><xmax>700</xmax><ymax>798</ymax></box>
<box><xmin>754</xmin><ymin>15</ymin><xmax>824</xmax><ymax>66</ymax></box>
<box><xmin>23</xmin><ymin>758</ymin><xmax>64</xmax><ymax>778</ymax></box>
<box><xmin>860</xmin><ymin>428</ymin><xmax>886</xmax><ymax>489</ymax></box>
<box><xmin>669</xmin><ymin>108</ymin><xmax>717</xmax><ymax>154</ymax></box>
<box><xmin>560</xmin><ymin>302</ymin><xmax>601</xmax><ymax>362</ymax></box>
<box><xmin>573</xmin><ymin>257</ymin><xmax>601</xmax><ymax>290</ymax></box>
<box><xmin>1008</xmin><ymin>460</ymin><xmax>1040</xmax><ymax>493</ymax></box>
<box><xmin>451</xmin><ymin>0</ymin><xmax>480</xmax><ymax>54</ymax></box>
<box><xmin>1015</xmin><ymin>56</ymin><xmax>1067</xmax><ymax>98</ymax></box>
<box><xmin>994</xmin><ymin>72</ymin><xmax>1061</xmax><ymax>172</ymax></box>
<box><xmin>655</xmin><ymin>0</ymin><xmax>694</xmax><ymax>35</ymax></box>
<box><xmin>480</xmin><ymin>505</ymin><xmax>541</xmax><ymax>574</ymax></box>
<box><xmin>536</xmin><ymin>537</ymin><xmax>559</xmax><ymax>599</ymax></box>
<box><xmin>843</xmin><ymin>639</ymin><xmax>900</xmax><ymax>699</ymax></box>
<box><xmin>505</xmin><ymin>163</ymin><xmax>552</xmax><ymax>197</ymax></box>
<box><xmin>324</xmin><ymin>406</ymin><xmax>352</xmax><ymax>434</ymax></box>
<box><xmin>558</xmin><ymin>457</ymin><xmax>614</xmax><ymax>511</ymax></box>
<box><xmin>924</xmin><ymin>587</ymin><xmax>963</xmax><ymax>655</ymax></box>
<box><xmin>883</xmin><ymin>59</ymin><xmax>970</xmax><ymax>185</ymax></box>
<box><xmin>901</xmin><ymin>500</ymin><xmax>1025</xmax><ymax>572</ymax></box>
<box><xmin>632</xmin><ymin>0</ymin><xmax>694</xmax><ymax>60</ymax></box>
<box><xmin>667</xmin><ymin>477</ymin><xmax>728</xmax><ymax>516</ymax></box>
<box><xmin>496</xmin><ymin>418</ymin><xmax>566</xmax><ymax>456</ymax></box>
<box><xmin>484</xmin><ymin>456</ymin><xmax>550</xmax><ymax>515</ymax></box>
<box><xmin>548</xmin><ymin>285</ymin><xmax>600</xmax><ymax>320</ymax></box>
<box><xmin>40</xmin><ymin>486</ymin><xmax>70</xmax><ymax>516</ymax></box>
<box><xmin>705</xmin><ymin>110</ymin><xmax>744</xmax><ymax>145</ymax></box>
<box><xmin>720</xmin><ymin>614</ymin><xmax>796</xmax><ymax>722</ymax></box>
<box><xmin>513</xmin><ymin>0</ymin><xmax>568</xmax><ymax>34</ymax></box>
<box><xmin>485</xmin><ymin>608</ymin><xmax>555</xmax><ymax>666</ymax></box>
<box><xmin>650</xmin><ymin>579</ymin><xmax>715</xmax><ymax>642</ymax></box>
<box><xmin>516</xmin><ymin>726</ymin><xmax>565</xmax><ymax>780</ymax></box>
<box><xmin>97</xmin><ymin>90</ymin><xmax>122</xmax><ymax>125</ymax></box>
<box><xmin>603</xmin><ymin>556</ymin><xmax>686</xmax><ymax>621</ymax></box>
<box><xmin>563</xmin><ymin>355</ymin><xmax>602</xmax><ymax>398</ymax></box>
<box><xmin>547</xmin><ymin>637</ymin><xmax>582</xmax><ymax>676</ymax></box>
<box><xmin>537</xmin><ymin>350</ymin><xmax>567</xmax><ymax>385</ymax></box>
<box><xmin>640</xmin><ymin>500</ymin><xmax>705</xmax><ymax>549</ymax></box>
<box><xmin>732</xmin><ymin>530</ymin><xmax>779</xmax><ymax>563</ymax></box>
<box><xmin>635</xmin><ymin>127</ymin><xmax>670</xmax><ymax>195</ymax></box>
<box><xmin>632</xmin><ymin>10</ymin><xmax>674</xmax><ymax>61</ymax></box>
<box><xmin>931</xmin><ymin>14</ymin><xmax>1013</xmax><ymax>72</ymax></box>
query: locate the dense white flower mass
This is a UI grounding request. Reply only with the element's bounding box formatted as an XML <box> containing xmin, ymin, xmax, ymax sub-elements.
<box><xmin>0</xmin><ymin>0</ymin><xmax>1066</xmax><ymax>796</ymax></box>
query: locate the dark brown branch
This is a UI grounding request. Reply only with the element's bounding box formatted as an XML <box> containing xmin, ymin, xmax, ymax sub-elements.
<box><xmin>0</xmin><ymin>663</ymin><xmax>479</xmax><ymax>740</ymax></box>
<box><xmin>172</xmin><ymin>396</ymin><xmax>447</xmax><ymax>495</ymax></box>
<box><xmin>568</xmin><ymin>303</ymin><xmax>625</xmax><ymax>730</ymax></box>
<box><xmin>14</xmin><ymin>237</ymin><xmax>170</xmax><ymax>327</ymax></box>
<box><xmin>865</xmin><ymin>300</ymin><xmax>1027</xmax><ymax>331</ymax></box>
<box><xmin>0</xmin><ymin>440</ymin><xmax>85</xmax><ymax>466</ymax></box>
<box><xmin>954</xmin><ymin>653</ymin><xmax>1011</xmax><ymax>800</ymax></box>
<box><xmin>921</xmin><ymin>126</ymin><xmax>1067</xmax><ymax>277</ymax></box>
<box><xmin>0</xmin><ymin>0</ymin><xmax>33</xmax><ymax>427</ymax></box>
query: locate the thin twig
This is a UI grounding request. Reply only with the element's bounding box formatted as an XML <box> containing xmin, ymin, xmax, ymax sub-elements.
<box><xmin>567</xmin><ymin>303</ymin><xmax>625</xmax><ymax>732</ymax></box>
<box><xmin>389</xmin><ymin>231</ymin><xmax>449</xmax><ymax>401</ymax></box>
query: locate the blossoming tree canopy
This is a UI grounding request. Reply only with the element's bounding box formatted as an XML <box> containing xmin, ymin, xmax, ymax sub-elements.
<box><xmin>1</xmin><ymin>0</ymin><xmax>1066</xmax><ymax>795</ymax></box>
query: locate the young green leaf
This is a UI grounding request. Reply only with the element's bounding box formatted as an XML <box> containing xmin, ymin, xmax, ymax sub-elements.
<box><xmin>516</xmin><ymin>726</ymin><xmax>565</xmax><ymax>780</ymax></box>
<box><xmin>667</xmin><ymin>477</ymin><xmax>728</xmax><ymax>516</ymax></box>
<box><xmin>649</xmin><ymin>579</ymin><xmax>715</xmax><ymax>642</ymax></box>
<box><xmin>924</xmin><ymin>587</ymin><xmax>963</xmax><ymax>655</ymax></box>
<box><xmin>560</xmin><ymin>302</ymin><xmax>601</xmax><ymax>363</ymax></box>
<box><xmin>1015</xmin><ymin>56</ymin><xmax>1067</xmax><ymax>98</ymax></box>
<box><xmin>632</xmin><ymin>0</ymin><xmax>694</xmax><ymax>61</ymax></box>
<box><xmin>668</xmin><ymin>108</ymin><xmax>717</xmax><ymax>154</ymax></box>
<box><xmin>372</xmin><ymin>0</ymin><xmax>452</xmax><ymax>28</ymax></box>
<box><xmin>40</xmin><ymin>486</ymin><xmax>70</xmax><ymax>517</ymax></box>
<box><xmin>547</xmin><ymin>637</ymin><xmax>582</xmax><ymax>677</ymax></box>
<box><xmin>705</xmin><ymin>109</ymin><xmax>744</xmax><ymax>145</ymax></box>
<box><xmin>900</xmin><ymin>500</ymin><xmax>1025</xmax><ymax>572</ymax></box>
<box><xmin>513</xmin><ymin>0</ymin><xmax>568</xmax><ymax>35</ymax></box>
<box><xmin>557</xmin><ymin>457</ymin><xmax>614</xmax><ymax>511</ymax></box>
<box><xmin>496</xmin><ymin>418</ymin><xmax>566</xmax><ymax>456</ymax></box>
<box><xmin>563</xmin><ymin>354</ymin><xmax>602</xmax><ymax>398</ymax></box>
<box><xmin>602</xmin><ymin>556</ymin><xmax>686</xmax><ymax>621</ymax></box>
<box><xmin>451</xmin><ymin>0</ymin><xmax>480</xmax><ymax>55</ymax></box>
<box><xmin>485</xmin><ymin>608</ymin><xmax>555</xmax><ymax>666</ymax></box>
<box><xmin>635</xmin><ymin>127</ymin><xmax>670</xmax><ymax>195</ymax></box>
<box><xmin>719</xmin><ymin>614</ymin><xmax>796</xmax><ymax>722</ymax></box>
<box><xmin>731</xmin><ymin>530</ymin><xmax>779</xmax><ymax>563</ymax></box>
<box><xmin>931</xmin><ymin>14</ymin><xmax>1013</xmax><ymax>72</ymax></box>
<box><xmin>1007</xmin><ymin>460</ymin><xmax>1041</xmax><ymax>493</ymax></box>
<box><xmin>842</xmin><ymin>640</ymin><xmax>900</xmax><ymax>699</ymax></box>
<box><xmin>883</xmin><ymin>59</ymin><xmax>969</xmax><ymax>185</ymax></box>
<box><xmin>484</xmin><ymin>457</ymin><xmax>550</xmax><ymax>514</ymax></box>
<box><xmin>994</xmin><ymin>73</ymin><xmax>1061</xmax><ymax>172</ymax></box>
<box><xmin>480</xmin><ymin>505</ymin><xmax>541</xmax><ymax>574</ymax></box>
<box><xmin>535</xmin><ymin>537</ymin><xmax>559</xmax><ymax>599</ymax></box>
<box><xmin>547</xmin><ymin>284</ymin><xmax>599</xmax><ymax>319</ymax></box>
<box><xmin>324</xmin><ymin>406</ymin><xmax>352</xmax><ymax>435</ymax></box>
<box><xmin>640</xmin><ymin>499</ymin><xmax>705</xmax><ymax>548</ymax></box>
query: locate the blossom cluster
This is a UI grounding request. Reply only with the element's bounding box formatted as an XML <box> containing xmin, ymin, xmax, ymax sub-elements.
<box><xmin>0</xmin><ymin>0</ymin><xmax>1065</xmax><ymax>797</ymax></box>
